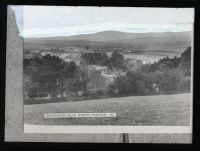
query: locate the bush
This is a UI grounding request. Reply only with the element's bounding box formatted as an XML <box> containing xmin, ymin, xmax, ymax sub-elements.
<box><xmin>152</xmin><ymin>68</ymin><xmax>190</xmax><ymax>94</ymax></box>
<box><xmin>179</xmin><ymin>77</ymin><xmax>191</xmax><ymax>92</ymax></box>
<box><xmin>107</xmin><ymin>67</ymin><xmax>190</xmax><ymax>97</ymax></box>
<box><xmin>158</xmin><ymin>70</ymin><xmax>181</xmax><ymax>94</ymax></box>
<box><xmin>80</xmin><ymin>52</ymin><xmax>109</xmax><ymax>66</ymax></box>
<box><xmin>107</xmin><ymin>76</ymin><xmax>132</xmax><ymax>96</ymax></box>
<box><xmin>24</xmin><ymin>98</ymin><xmax>66</xmax><ymax>105</ymax></box>
<box><xmin>179</xmin><ymin>47</ymin><xmax>191</xmax><ymax>76</ymax></box>
<box><xmin>107</xmin><ymin>71</ymin><xmax>154</xmax><ymax>96</ymax></box>
<box><xmin>84</xmin><ymin>89</ymin><xmax>107</xmax><ymax>100</ymax></box>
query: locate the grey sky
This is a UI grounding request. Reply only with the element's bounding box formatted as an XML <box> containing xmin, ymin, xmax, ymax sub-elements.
<box><xmin>11</xmin><ymin>6</ymin><xmax>194</xmax><ymax>37</ymax></box>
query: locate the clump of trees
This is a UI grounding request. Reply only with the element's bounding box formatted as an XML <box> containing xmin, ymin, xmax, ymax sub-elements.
<box><xmin>24</xmin><ymin>55</ymin><xmax>77</xmax><ymax>98</ymax></box>
<box><xmin>24</xmin><ymin>55</ymin><xmax>101</xmax><ymax>99</ymax></box>
<box><xmin>179</xmin><ymin>47</ymin><xmax>191</xmax><ymax>76</ymax></box>
<box><xmin>108</xmin><ymin>47</ymin><xmax>191</xmax><ymax>96</ymax></box>
<box><xmin>24</xmin><ymin>46</ymin><xmax>191</xmax><ymax>101</ymax></box>
<box><xmin>108</xmin><ymin>71</ymin><xmax>150</xmax><ymax>96</ymax></box>
<box><xmin>107</xmin><ymin>52</ymin><xmax>127</xmax><ymax>70</ymax></box>
<box><xmin>81</xmin><ymin>52</ymin><xmax>127</xmax><ymax>71</ymax></box>
<box><xmin>141</xmin><ymin>56</ymin><xmax>181</xmax><ymax>73</ymax></box>
<box><xmin>81</xmin><ymin>52</ymin><xmax>109</xmax><ymax>66</ymax></box>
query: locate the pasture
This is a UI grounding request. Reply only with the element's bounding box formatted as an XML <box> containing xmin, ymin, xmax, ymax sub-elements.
<box><xmin>24</xmin><ymin>93</ymin><xmax>191</xmax><ymax>126</ymax></box>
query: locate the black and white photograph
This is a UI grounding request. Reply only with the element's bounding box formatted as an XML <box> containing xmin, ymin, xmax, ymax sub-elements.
<box><xmin>4</xmin><ymin>4</ymin><xmax>195</xmax><ymax>143</ymax></box>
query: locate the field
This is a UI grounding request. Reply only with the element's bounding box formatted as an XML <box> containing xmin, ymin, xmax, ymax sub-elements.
<box><xmin>24</xmin><ymin>93</ymin><xmax>191</xmax><ymax>126</ymax></box>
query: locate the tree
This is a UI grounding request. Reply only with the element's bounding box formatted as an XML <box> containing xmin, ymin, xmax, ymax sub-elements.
<box><xmin>85</xmin><ymin>45</ymin><xmax>89</xmax><ymax>50</ymax></box>
<box><xmin>108</xmin><ymin>76</ymin><xmax>134</xmax><ymax>96</ymax></box>
<box><xmin>77</xmin><ymin>60</ymin><xmax>98</xmax><ymax>96</ymax></box>
<box><xmin>107</xmin><ymin>52</ymin><xmax>126</xmax><ymax>70</ymax></box>
<box><xmin>24</xmin><ymin>55</ymin><xmax>77</xmax><ymax>98</ymax></box>
<box><xmin>154</xmin><ymin>69</ymin><xmax>182</xmax><ymax>94</ymax></box>
<box><xmin>141</xmin><ymin>55</ymin><xmax>182</xmax><ymax>73</ymax></box>
<box><xmin>108</xmin><ymin>71</ymin><xmax>153</xmax><ymax>96</ymax></box>
<box><xmin>57</xmin><ymin>61</ymin><xmax>77</xmax><ymax>98</ymax></box>
<box><xmin>126</xmin><ymin>71</ymin><xmax>150</xmax><ymax>95</ymax></box>
<box><xmin>80</xmin><ymin>52</ymin><xmax>109</xmax><ymax>66</ymax></box>
<box><xmin>179</xmin><ymin>47</ymin><xmax>191</xmax><ymax>76</ymax></box>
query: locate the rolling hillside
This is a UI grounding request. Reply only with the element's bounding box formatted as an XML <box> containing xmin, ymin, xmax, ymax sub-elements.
<box><xmin>24</xmin><ymin>93</ymin><xmax>191</xmax><ymax>126</ymax></box>
<box><xmin>24</xmin><ymin>30</ymin><xmax>192</xmax><ymax>53</ymax></box>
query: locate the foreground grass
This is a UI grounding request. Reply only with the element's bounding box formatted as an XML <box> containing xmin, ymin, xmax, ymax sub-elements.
<box><xmin>24</xmin><ymin>93</ymin><xmax>191</xmax><ymax>126</ymax></box>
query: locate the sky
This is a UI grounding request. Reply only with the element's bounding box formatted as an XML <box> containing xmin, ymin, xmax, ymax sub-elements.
<box><xmin>11</xmin><ymin>6</ymin><xmax>194</xmax><ymax>37</ymax></box>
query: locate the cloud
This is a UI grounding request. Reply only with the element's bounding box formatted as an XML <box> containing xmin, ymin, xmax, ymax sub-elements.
<box><xmin>22</xmin><ymin>22</ymin><xmax>193</xmax><ymax>37</ymax></box>
<box><xmin>11</xmin><ymin>6</ymin><xmax>194</xmax><ymax>37</ymax></box>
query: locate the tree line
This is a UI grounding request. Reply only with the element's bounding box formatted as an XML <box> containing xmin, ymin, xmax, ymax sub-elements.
<box><xmin>108</xmin><ymin>47</ymin><xmax>191</xmax><ymax>96</ymax></box>
<box><xmin>24</xmin><ymin>47</ymin><xmax>191</xmax><ymax>101</ymax></box>
<box><xmin>24</xmin><ymin>55</ymin><xmax>101</xmax><ymax>99</ymax></box>
<box><xmin>81</xmin><ymin>52</ymin><xmax>127</xmax><ymax>70</ymax></box>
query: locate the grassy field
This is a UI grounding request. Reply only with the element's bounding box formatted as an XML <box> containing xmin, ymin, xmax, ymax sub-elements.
<box><xmin>24</xmin><ymin>93</ymin><xmax>191</xmax><ymax>126</ymax></box>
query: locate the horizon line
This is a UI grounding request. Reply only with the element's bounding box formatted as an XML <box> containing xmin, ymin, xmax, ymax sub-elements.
<box><xmin>22</xmin><ymin>29</ymin><xmax>192</xmax><ymax>38</ymax></box>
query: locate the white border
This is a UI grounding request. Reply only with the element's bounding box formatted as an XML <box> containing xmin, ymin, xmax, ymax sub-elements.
<box><xmin>24</xmin><ymin>125</ymin><xmax>192</xmax><ymax>133</ymax></box>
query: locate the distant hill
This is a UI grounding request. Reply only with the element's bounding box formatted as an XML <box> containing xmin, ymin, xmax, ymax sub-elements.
<box><xmin>24</xmin><ymin>30</ymin><xmax>192</xmax><ymax>53</ymax></box>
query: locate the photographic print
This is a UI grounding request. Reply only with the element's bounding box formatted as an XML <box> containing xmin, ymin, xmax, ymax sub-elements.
<box><xmin>6</xmin><ymin>5</ymin><xmax>194</xmax><ymax>140</ymax></box>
